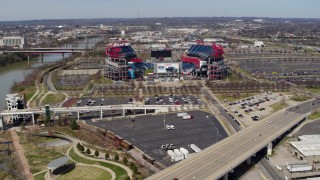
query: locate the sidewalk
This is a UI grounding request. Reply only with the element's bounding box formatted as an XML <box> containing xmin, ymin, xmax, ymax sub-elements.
<box><xmin>72</xmin><ymin>139</ymin><xmax>133</xmax><ymax>179</ymax></box>
<box><xmin>46</xmin><ymin>132</ymin><xmax>133</xmax><ymax>179</ymax></box>
<box><xmin>10</xmin><ymin>129</ymin><xmax>34</xmax><ymax>180</ymax></box>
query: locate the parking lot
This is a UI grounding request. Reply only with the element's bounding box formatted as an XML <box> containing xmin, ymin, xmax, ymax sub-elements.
<box><xmin>145</xmin><ymin>95</ymin><xmax>201</xmax><ymax>105</ymax></box>
<box><xmin>295</xmin><ymin>120</ymin><xmax>320</xmax><ymax>136</ymax></box>
<box><xmin>86</xmin><ymin>110</ymin><xmax>228</xmax><ymax>166</ymax></box>
<box><xmin>64</xmin><ymin>95</ymin><xmax>202</xmax><ymax>119</ymax></box>
<box><xmin>226</xmin><ymin>92</ymin><xmax>291</xmax><ymax>126</ymax></box>
<box><xmin>238</xmin><ymin>58</ymin><xmax>320</xmax><ymax>79</ymax></box>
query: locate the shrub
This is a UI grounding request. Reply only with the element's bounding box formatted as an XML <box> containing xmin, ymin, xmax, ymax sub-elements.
<box><xmin>114</xmin><ymin>154</ymin><xmax>119</xmax><ymax>161</ymax></box>
<box><xmin>105</xmin><ymin>153</ymin><xmax>109</xmax><ymax>160</ymax></box>
<box><xmin>94</xmin><ymin>150</ymin><xmax>99</xmax><ymax>157</ymax></box>
<box><xmin>123</xmin><ymin>157</ymin><xmax>128</xmax><ymax>165</ymax></box>
<box><xmin>70</xmin><ymin>119</ymin><xmax>79</xmax><ymax>130</ymax></box>
<box><xmin>86</xmin><ymin>148</ymin><xmax>91</xmax><ymax>155</ymax></box>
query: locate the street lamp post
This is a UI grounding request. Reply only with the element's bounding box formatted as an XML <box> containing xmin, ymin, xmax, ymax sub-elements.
<box><xmin>163</xmin><ymin>114</ymin><xmax>166</xmax><ymax>130</ymax></box>
<box><xmin>215</xmin><ymin>127</ymin><xmax>219</xmax><ymax>143</ymax></box>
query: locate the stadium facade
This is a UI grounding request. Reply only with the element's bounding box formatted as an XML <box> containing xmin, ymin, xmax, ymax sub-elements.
<box><xmin>103</xmin><ymin>40</ymin><xmax>227</xmax><ymax>81</ymax></box>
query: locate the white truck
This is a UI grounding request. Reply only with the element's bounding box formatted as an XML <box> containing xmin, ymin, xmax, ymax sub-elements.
<box><xmin>190</xmin><ymin>144</ymin><xmax>201</xmax><ymax>153</ymax></box>
<box><xmin>177</xmin><ymin>112</ymin><xmax>188</xmax><ymax>118</ymax></box>
<box><xmin>173</xmin><ymin>149</ymin><xmax>184</xmax><ymax>162</ymax></box>
<box><xmin>167</xmin><ymin>150</ymin><xmax>175</xmax><ymax>162</ymax></box>
<box><xmin>180</xmin><ymin>147</ymin><xmax>189</xmax><ymax>159</ymax></box>
<box><xmin>182</xmin><ymin>114</ymin><xmax>193</xmax><ymax>120</ymax></box>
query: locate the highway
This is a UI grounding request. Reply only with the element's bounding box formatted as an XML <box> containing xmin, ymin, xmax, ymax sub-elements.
<box><xmin>147</xmin><ymin>99</ymin><xmax>320</xmax><ymax>180</ymax></box>
<box><xmin>202</xmin><ymin>89</ymin><xmax>241</xmax><ymax>132</ymax></box>
<box><xmin>259</xmin><ymin>158</ymin><xmax>283</xmax><ymax>180</ymax></box>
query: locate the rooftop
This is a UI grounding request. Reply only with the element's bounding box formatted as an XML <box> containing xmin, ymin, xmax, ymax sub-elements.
<box><xmin>290</xmin><ymin>136</ymin><xmax>320</xmax><ymax>157</ymax></box>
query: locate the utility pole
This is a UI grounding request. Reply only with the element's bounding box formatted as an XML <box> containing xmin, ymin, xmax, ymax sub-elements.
<box><xmin>163</xmin><ymin>114</ymin><xmax>166</xmax><ymax>130</ymax></box>
<box><xmin>215</xmin><ymin>127</ymin><xmax>219</xmax><ymax>143</ymax></box>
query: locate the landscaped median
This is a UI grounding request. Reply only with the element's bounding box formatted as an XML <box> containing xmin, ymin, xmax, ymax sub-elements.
<box><xmin>68</xmin><ymin>146</ymin><xmax>130</xmax><ymax>180</ymax></box>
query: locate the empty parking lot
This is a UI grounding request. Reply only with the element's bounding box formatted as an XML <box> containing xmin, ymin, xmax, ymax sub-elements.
<box><xmin>86</xmin><ymin>110</ymin><xmax>228</xmax><ymax>166</ymax></box>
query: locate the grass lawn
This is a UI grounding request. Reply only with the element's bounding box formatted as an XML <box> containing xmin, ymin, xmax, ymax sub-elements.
<box><xmin>307</xmin><ymin>87</ymin><xmax>320</xmax><ymax>95</ymax></box>
<box><xmin>18</xmin><ymin>133</ymin><xmax>70</xmax><ymax>174</ymax></box>
<box><xmin>95</xmin><ymin>76</ymin><xmax>113</xmax><ymax>84</ymax></box>
<box><xmin>24</xmin><ymin>86</ymin><xmax>37</xmax><ymax>101</ymax></box>
<box><xmin>57</xmin><ymin>166</ymin><xmax>112</xmax><ymax>180</ymax></box>
<box><xmin>215</xmin><ymin>93</ymin><xmax>259</xmax><ymax>102</ymax></box>
<box><xmin>33</xmin><ymin>171</ymin><xmax>46</xmax><ymax>180</ymax></box>
<box><xmin>43</xmin><ymin>93</ymin><xmax>66</xmax><ymax>106</ymax></box>
<box><xmin>270</xmin><ymin>102</ymin><xmax>289</xmax><ymax>112</ymax></box>
<box><xmin>222</xmin><ymin>73</ymin><xmax>243</xmax><ymax>82</ymax></box>
<box><xmin>69</xmin><ymin>147</ymin><xmax>128</xmax><ymax>180</ymax></box>
<box><xmin>308</xmin><ymin>110</ymin><xmax>320</xmax><ymax>120</ymax></box>
<box><xmin>290</xmin><ymin>95</ymin><xmax>311</xmax><ymax>102</ymax></box>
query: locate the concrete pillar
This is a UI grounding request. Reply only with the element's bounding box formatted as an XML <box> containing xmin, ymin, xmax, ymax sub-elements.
<box><xmin>122</xmin><ymin>109</ymin><xmax>125</xmax><ymax>117</ymax></box>
<box><xmin>77</xmin><ymin>111</ymin><xmax>80</xmax><ymax>121</ymax></box>
<box><xmin>27</xmin><ymin>55</ymin><xmax>30</xmax><ymax>65</ymax></box>
<box><xmin>223</xmin><ymin>174</ymin><xmax>228</xmax><ymax>180</ymax></box>
<box><xmin>62</xmin><ymin>53</ymin><xmax>65</xmax><ymax>60</ymax></box>
<box><xmin>32</xmin><ymin>113</ymin><xmax>35</xmax><ymax>126</ymax></box>
<box><xmin>246</xmin><ymin>157</ymin><xmax>251</xmax><ymax>165</ymax></box>
<box><xmin>100</xmin><ymin>110</ymin><xmax>103</xmax><ymax>120</ymax></box>
<box><xmin>40</xmin><ymin>54</ymin><xmax>43</xmax><ymax>62</ymax></box>
<box><xmin>144</xmin><ymin>109</ymin><xmax>147</xmax><ymax>115</ymax></box>
<box><xmin>267</xmin><ymin>142</ymin><xmax>273</xmax><ymax>156</ymax></box>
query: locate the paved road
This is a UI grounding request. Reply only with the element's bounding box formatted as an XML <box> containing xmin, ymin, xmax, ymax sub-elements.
<box><xmin>147</xmin><ymin>100</ymin><xmax>320</xmax><ymax>180</ymax></box>
<box><xmin>259</xmin><ymin>158</ymin><xmax>283</xmax><ymax>180</ymax></box>
<box><xmin>202</xmin><ymin>89</ymin><xmax>241</xmax><ymax>132</ymax></box>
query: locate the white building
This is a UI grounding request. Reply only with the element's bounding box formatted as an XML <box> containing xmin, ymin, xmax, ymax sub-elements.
<box><xmin>4</xmin><ymin>94</ymin><xmax>28</xmax><ymax>124</ymax></box>
<box><xmin>289</xmin><ymin>135</ymin><xmax>320</xmax><ymax>162</ymax></box>
<box><xmin>254</xmin><ymin>41</ymin><xmax>264</xmax><ymax>47</ymax></box>
<box><xmin>0</xmin><ymin>36</ymin><xmax>26</xmax><ymax>48</ymax></box>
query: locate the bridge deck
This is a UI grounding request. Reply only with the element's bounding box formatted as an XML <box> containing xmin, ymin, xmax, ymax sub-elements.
<box><xmin>147</xmin><ymin>100</ymin><xmax>317</xmax><ymax>180</ymax></box>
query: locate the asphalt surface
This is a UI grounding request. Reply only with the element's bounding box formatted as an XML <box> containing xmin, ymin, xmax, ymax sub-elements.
<box><xmin>259</xmin><ymin>158</ymin><xmax>284</xmax><ymax>180</ymax></box>
<box><xmin>237</xmin><ymin>58</ymin><xmax>320</xmax><ymax>79</ymax></box>
<box><xmin>202</xmin><ymin>89</ymin><xmax>241</xmax><ymax>131</ymax></box>
<box><xmin>66</xmin><ymin>95</ymin><xmax>201</xmax><ymax>119</ymax></box>
<box><xmin>147</xmin><ymin>99</ymin><xmax>320</xmax><ymax>180</ymax></box>
<box><xmin>146</xmin><ymin>95</ymin><xmax>200</xmax><ymax>105</ymax></box>
<box><xmin>87</xmin><ymin>110</ymin><xmax>228</xmax><ymax>167</ymax></box>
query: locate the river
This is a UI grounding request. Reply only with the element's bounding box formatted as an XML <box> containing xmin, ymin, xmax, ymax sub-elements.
<box><xmin>0</xmin><ymin>37</ymin><xmax>102</xmax><ymax>110</ymax></box>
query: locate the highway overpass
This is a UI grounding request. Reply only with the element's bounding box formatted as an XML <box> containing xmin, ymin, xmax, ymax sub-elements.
<box><xmin>0</xmin><ymin>104</ymin><xmax>178</xmax><ymax>125</ymax></box>
<box><xmin>147</xmin><ymin>100</ymin><xmax>320</xmax><ymax>180</ymax></box>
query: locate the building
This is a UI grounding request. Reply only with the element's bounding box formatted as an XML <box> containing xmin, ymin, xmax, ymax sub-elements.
<box><xmin>289</xmin><ymin>135</ymin><xmax>320</xmax><ymax>162</ymax></box>
<box><xmin>181</xmin><ymin>40</ymin><xmax>227</xmax><ymax>80</ymax></box>
<box><xmin>0</xmin><ymin>36</ymin><xmax>26</xmax><ymax>49</ymax></box>
<box><xmin>4</xmin><ymin>94</ymin><xmax>28</xmax><ymax>124</ymax></box>
<box><xmin>254</xmin><ymin>41</ymin><xmax>264</xmax><ymax>47</ymax></box>
<box><xmin>153</xmin><ymin>62</ymin><xmax>180</xmax><ymax>80</ymax></box>
<box><xmin>103</xmin><ymin>42</ymin><xmax>143</xmax><ymax>81</ymax></box>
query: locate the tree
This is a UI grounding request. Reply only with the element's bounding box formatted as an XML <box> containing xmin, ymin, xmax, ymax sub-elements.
<box><xmin>123</xmin><ymin>157</ymin><xmax>128</xmax><ymax>165</ymax></box>
<box><xmin>79</xmin><ymin>145</ymin><xmax>85</xmax><ymax>152</ymax></box>
<box><xmin>94</xmin><ymin>150</ymin><xmax>99</xmax><ymax>157</ymax></box>
<box><xmin>114</xmin><ymin>154</ymin><xmax>119</xmax><ymax>161</ymax></box>
<box><xmin>86</xmin><ymin>148</ymin><xmax>91</xmax><ymax>155</ymax></box>
<box><xmin>125</xmin><ymin>176</ymin><xmax>131</xmax><ymax>180</ymax></box>
<box><xmin>70</xmin><ymin>119</ymin><xmax>79</xmax><ymax>130</ymax></box>
<box><xmin>129</xmin><ymin>162</ymin><xmax>136</xmax><ymax>170</ymax></box>
<box><xmin>76</xmin><ymin>143</ymin><xmax>81</xmax><ymax>149</ymax></box>
<box><xmin>132</xmin><ymin>164</ymin><xmax>138</xmax><ymax>174</ymax></box>
<box><xmin>105</xmin><ymin>152</ymin><xmax>109</xmax><ymax>160</ymax></box>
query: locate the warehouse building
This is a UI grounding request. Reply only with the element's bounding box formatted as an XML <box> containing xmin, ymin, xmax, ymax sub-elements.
<box><xmin>0</xmin><ymin>36</ymin><xmax>26</xmax><ymax>49</ymax></box>
<box><xmin>289</xmin><ymin>135</ymin><xmax>320</xmax><ymax>162</ymax></box>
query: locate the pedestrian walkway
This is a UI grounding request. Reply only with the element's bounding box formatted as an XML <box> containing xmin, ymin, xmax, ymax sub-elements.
<box><xmin>10</xmin><ymin>129</ymin><xmax>34</xmax><ymax>180</ymax></box>
<box><xmin>45</xmin><ymin>132</ymin><xmax>133</xmax><ymax>179</ymax></box>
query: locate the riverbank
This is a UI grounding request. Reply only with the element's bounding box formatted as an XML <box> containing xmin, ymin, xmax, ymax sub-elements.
<box><xmin>0</xmin><ymin>36</ymin><xmax>103</xmax><ymax>111</ymax></box>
